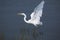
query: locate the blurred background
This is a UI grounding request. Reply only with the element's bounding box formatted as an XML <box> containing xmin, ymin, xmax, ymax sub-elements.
<box><xmin>0</xmin><ymin>0</ymin><xmax>60</xmax><ymax>40</ymax></box>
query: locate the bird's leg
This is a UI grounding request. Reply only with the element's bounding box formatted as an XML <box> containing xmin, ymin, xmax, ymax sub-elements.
<box><xmin>32</xmin><ymin>27</ymin><xmax>37</xmax><ymax>40</ymax></box>
<box><xmin>32</xmin><ymin>26</ymin><xmax>41</xmax><ymax>40</ymax></box>
<box><xmin>33</xmin><ymin>26</ymin><xmax>43</xmax><ymax>39</ymax></box>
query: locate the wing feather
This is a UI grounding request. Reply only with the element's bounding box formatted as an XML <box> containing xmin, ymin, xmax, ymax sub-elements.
<box><xmin>30</xmin><ymin>0</ymin><xmax>44</xmax><ymax>20</ymax></box>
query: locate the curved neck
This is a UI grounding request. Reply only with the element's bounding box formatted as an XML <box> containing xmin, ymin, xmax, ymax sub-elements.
<box><xmin>23</xmin><ymin>14</ymin><xmax>29</xmax><ymax>23</ymax></box>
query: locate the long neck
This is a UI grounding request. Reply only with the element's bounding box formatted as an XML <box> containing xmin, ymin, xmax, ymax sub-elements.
<box><xmin>23</xmin><ymin>14</ymin><xmax>29</xmax><ymax>23</ymax></box>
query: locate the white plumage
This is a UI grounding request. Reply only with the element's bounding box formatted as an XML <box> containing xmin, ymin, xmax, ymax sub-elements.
<box><xmin>18</xmin><ymin>0</ymin><xmax>45</xmax><ymax>27</ymax></box>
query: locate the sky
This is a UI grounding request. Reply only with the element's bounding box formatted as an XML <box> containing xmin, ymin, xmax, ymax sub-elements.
<box><xmin>0</xmin><ymin>0</ymin><xmax>60</xmax><ymax>40</ymax></box>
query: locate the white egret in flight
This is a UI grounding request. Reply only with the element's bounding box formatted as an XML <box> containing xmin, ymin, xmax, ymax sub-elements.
<box><xmin>18</xmin><ymin>1</ymin><xmax>45</xmax><ymax>27</ymax></box>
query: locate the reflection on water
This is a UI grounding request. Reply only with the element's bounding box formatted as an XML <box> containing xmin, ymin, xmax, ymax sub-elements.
<box><xmin>0</xmin><ymin>26</ymin><xmax>43</xmax><ymax>40</ymax></box>
<box><xmin>19</xmin><ymin>27</ymin><xmax>43</xmax><ymax>40</ymax></box>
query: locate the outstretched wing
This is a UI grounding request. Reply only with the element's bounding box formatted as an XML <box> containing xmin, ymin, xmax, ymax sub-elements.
<box><xmin>30</xmin><ymin>0</ymin><xmax>44</xmax><ymax>20</ymax></box>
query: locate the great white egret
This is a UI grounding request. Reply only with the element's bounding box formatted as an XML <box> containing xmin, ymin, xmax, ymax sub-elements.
<box><xmin>18</xmin><ymin>1</ymin><xmax>45</xmax><ymax>27</ymax></box>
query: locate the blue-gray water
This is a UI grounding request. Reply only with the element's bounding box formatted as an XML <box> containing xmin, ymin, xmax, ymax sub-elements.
<box><xmin>0</xmin><ymin>0</ymin><xmax>60</xmax><ymax>40</ymax></box>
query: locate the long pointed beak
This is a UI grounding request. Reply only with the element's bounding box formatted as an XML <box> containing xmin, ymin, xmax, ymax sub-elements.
<box><xmin>17</xmin><ymin>13</ymin><xmax>24</xmax><ymax>15</ymax></box>
<box><xmin>17</xmin><ymin>13</ymin><xmax>21</xmax><ymax>15</ymax></box>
